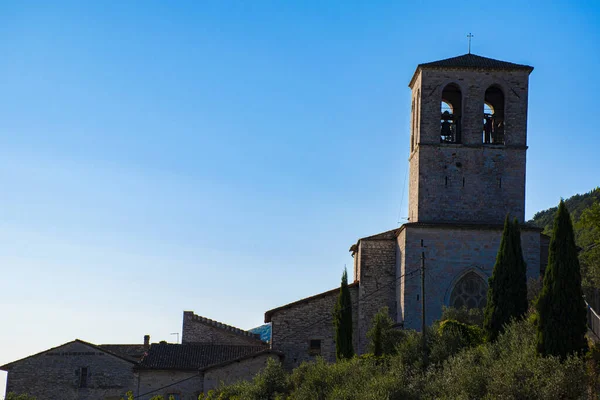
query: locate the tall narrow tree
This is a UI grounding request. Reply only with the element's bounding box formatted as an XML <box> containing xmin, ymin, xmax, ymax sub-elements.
<box><xmin>484</xmin><ymin>215</ymin><xmax>528</xmax><ymax>341</ymax></box>
<box><xmin>510</xmin><ymin>218</ymin><xmax>529</xmax><ymax>317</ymax></box>
<box><xmin>333</xmin><ymin>268</ymin><xmax>354</xmax><ymax>360</ymax></box>
<box><xmin>536</xmin><ymin>200</ymin><xmax>588</xmax><ymax>358</ymax></box>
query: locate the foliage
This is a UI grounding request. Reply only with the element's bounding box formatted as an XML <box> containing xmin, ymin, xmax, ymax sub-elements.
<box><xmin>120</xmin><ymin>391</ymin><xmax>175</xmax><ymax>400</ymax></box>
<box><xmin>527</xmin><ymin>276</ymin><xmax>542</xmax><ymax>305</ymax></box>
<box><xmin>427</xmin><ymin>317</ymin><xmax>588</xmax><ymax>400</ymax></box>
<box><xmin>200</xmin><ymin>358</ymin><xmax>288</xmax><ymax>400</ymax></box>
<box><xmin>530</xmin><ymin>187</ymin><xmax>600</xmax><ymax>294</ymax></box>
<box><xmin>207</xmin><ymin>317</ymin><xmax>590</xmax><ymax>400</ymax></box>
<box><xmin>440</xmin><ymin>306</ymin><xmax>483</xmax><ymax>327</ymax></box>
<box><xmin>484</xmin><ymin>216</ymin><xmax>528</xmax><ymax>342</ymax></box>
<box><xmin>366</xmin><ymin>306</ymin><xmax>404</xmax><ymax>357</ymax></box>
<box><xmin>530</xmin><ymin>187</ymin><xmax>600</xmax><ymax>235</ymax></box>
<box><xmin>333</xmin><ymin>268</ymin><xmax>354</xmax><ymax>360</ymax></box>
<box><xmin>577</xmin><ymin>201</ymin><xmax>600</xmax><ymax>289</ymax></box>
<box><xmin>4</xmin><ymin>394</ymin><xmax>37</xmax><ymax>400</ymax></box>
<box><xmin>536</xmin><ymin>200</ymin><xmax>588</xmax><ymax>358</ymax></box>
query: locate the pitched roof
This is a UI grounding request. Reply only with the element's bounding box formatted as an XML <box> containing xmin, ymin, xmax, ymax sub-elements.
<box><xmin>200</xmin><ymin>349</ymin><xmax>284</xmax><ymax>372</ymax></box>
<box><xmin>99</xmin><ymin>344</ymin><xmax>147</xmax><ymax>362</ymax></box>
<box><xmin>264</xmin><ymin>282</ymin><xmax>359</xmax><ymax>323</ymax></box>
<box><xmin>419</xmin><ymin>53</ymin><xmax>533</xmax><ymax>70</ymax></box>
<box><xmin>0</xmin><ymin>339</ymin><xmax>138</xmax><ymax>371</ymax></box>
<box><xmin>136</xmin><ymin>343</ymin><xmax>268</xmax><ymax>371</ymax></box>
<box><xmin>184</xmin><ymin>311</ymin><xmax>263</xmax><ymax>342</ymax></box>
<box><xmin>409</xmin><ymin>53</ymin><xmax>533</xmax><ymax>87</ymax></box>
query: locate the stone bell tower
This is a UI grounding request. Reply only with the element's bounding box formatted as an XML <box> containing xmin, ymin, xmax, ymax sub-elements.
<box><xmin>407</xmin><ymin>53</ymin><xmax>534</xmax><ymax>224</ymax></box>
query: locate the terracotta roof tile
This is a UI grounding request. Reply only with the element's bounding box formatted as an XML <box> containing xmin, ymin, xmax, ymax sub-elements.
<box><xmin>99</xmin><ymin>344</ymin><xmax>147</xmax><ymax>362</ymax></box>
<box><xmin>137</xmin><ymin>343</ymin><xmax>268</xmax><ymax>371</ymax></box>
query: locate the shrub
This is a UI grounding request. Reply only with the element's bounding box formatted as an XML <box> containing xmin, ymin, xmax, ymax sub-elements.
<box><xmin>440</xmin><ymin>306</ymin><xmax>484</xmax><ymax>327</ymax></box>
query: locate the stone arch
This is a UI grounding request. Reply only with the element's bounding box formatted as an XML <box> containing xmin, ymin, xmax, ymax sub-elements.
<box><xmin>440</xmin><ymin>83</ymin><xmax>462</xmax><ymax>143</ymax></box>
<box><xmin>446</xmin><ymin>269</ymin><xmax>489</xmax><ymax>309</ymax></box>
<box><xmin>483</xmin><ymin>85</ymin><xmax>505</xmax><ymax>144</ymax></box>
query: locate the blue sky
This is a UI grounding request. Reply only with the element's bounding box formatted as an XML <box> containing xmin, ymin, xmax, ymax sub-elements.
<box><xmin>1</xmin><ymin>0</ymin><xmax>599</xmax><ymax>396</ymax></box>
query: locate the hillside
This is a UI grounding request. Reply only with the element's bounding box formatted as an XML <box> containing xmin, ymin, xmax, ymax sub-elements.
<box><xmin>529</xmin><ymin>187</ymin><xmax>600</xmax><ymax>234</ymax></box>
<box><xmin>529</xmin><ymin>187</ymin><xmax>600</xmax><ymax>297</ymax></box>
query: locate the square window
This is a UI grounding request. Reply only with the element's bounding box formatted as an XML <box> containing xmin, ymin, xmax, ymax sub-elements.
<box><xmin>308</xmin><ymin>339</ymin><xmax>321</xmax><ymax>355</ymax></box>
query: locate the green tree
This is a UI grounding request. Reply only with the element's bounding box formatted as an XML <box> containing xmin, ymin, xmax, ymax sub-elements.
<box><xmin>536</xmin><ymin>200</ymin><xmax>588</xmax><ymax>358</ymax></box>
<box><xmin>367</xmin><ymin>306</ymin><xmax>403</xmax><ymax>356</ymax></box>
<box><xmin>484</xmin><ymin>215</ymin><xmax>528</xmax><ymax>341</ymax></box>
<box><xmin>577</xmin><ymin>201</ymin><xmax>600</xmax><ymax>289</ymax></box>
<box><xmin>510</xmin><ymin>218</ymin><xmax>529</xmax><ymax>315</ymax></box>
<box><xmin>333</xmin><ymin>268</ymin><xmax>354</xmax><ymax>360</ymax></box>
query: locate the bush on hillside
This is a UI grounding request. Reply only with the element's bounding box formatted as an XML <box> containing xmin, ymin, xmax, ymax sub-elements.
<box><xmin>439</xmin><ymin>306</ymin><xmax>484</xmax><ymax>327</ymax></box>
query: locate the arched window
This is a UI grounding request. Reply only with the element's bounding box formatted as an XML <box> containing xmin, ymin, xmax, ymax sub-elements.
<box><xmin>449</xmin><ymin>272</ymin><xmax>487</xmax><ymax>309</ymax></box>
<box><xmin>483</xmin><ymin>86</ymin><xmax>505</xmax><ymax>144</ymax></box>
<box><xmin>440</xmin><ymin>84</ymin><xmax>462</xmax><ymax>143</ymax></box>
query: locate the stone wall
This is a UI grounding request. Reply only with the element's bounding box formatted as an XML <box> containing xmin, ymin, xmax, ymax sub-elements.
<box><xmin>415</xmin><ymin>145</ymin><xmax>526</xmax><ymax>224</ymax></box>
<box><xmin>408</xmin><ymin>67</ymin><xmax>531</xmax><ymax>225</ymax></box>
<box><xmin>355</xmin><ymin>234</ymin><xmax>397</xmax><ymax>354</ymax></box>
<box><xmin>269</xmin><ymin>286</ymin><xmax>359</xmax><ymax>370</ymax></box>
<box><xmin>399</xmin><ymin>225</ymin><xmax>541</xmax><ymax>330</ymax></box>
<box><xmin>203</xmin><ymin>353</ymin><xmax>281</xmax><ymax>392</ymax></box>
<box><xmin>182</xmin><ymin>311</ymin><xmax>263</xmax><ymax>345</ymax></box>
<box><xmin>4</xmin><ymin>341</ymin><xmax>135</xmax><ymax>400</ymax></box>
<box><xmin>136</xmin><ymin>370</ymin><xmax>203</xmax><ymax>400</ymax></box>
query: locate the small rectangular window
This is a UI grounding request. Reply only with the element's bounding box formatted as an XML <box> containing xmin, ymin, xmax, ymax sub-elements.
<box><xmin>79</xmin><ymin>367</ymin><xmax>88</xmax><ymax>388</ymax></box>
<box><xmin>309</xmin><ymin>339</ymin><xmax>321</xmax><ymax>355</ymax></box>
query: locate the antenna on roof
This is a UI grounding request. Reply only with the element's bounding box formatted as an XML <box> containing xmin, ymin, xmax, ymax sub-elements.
<box><xmin>467</xmin><ymin>33</ymin><xmax>474</xmax><ymax>54</ymax></box>
<box><xmin>170</xmin><ymin>332</ymin><xmax>179</xmax><ymax>344</ymax></box>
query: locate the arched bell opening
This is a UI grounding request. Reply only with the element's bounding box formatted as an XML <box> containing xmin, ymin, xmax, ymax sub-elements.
<box><xmin>483</xmin><ymin>85</ymin><xmax>505</xmax><ymax>144</ymax></box>
<box><xmin>440</xmin><ymin>84</ymin><xmax>462</xmax><ymax>144</ymax></box>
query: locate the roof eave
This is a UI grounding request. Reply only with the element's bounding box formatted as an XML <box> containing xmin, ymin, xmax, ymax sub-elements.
<box><xmin>264</xmin><ymin>282</ymin><xmax>359</xmax><ymax>323</ymax></box>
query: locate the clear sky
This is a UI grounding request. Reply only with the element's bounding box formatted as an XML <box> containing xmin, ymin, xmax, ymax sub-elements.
<box><xmin>1</xmin><ymin>0</ymin><xmax>599</xmax><ymax>396</ymax></box>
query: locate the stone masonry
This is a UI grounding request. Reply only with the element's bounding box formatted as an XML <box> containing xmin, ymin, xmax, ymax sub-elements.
<box><xmin>408</xmin><ymin>63</ymin><xmax>532</xmax><ymax>224</ymax></box>
<box><xmin>352</xmin><ymin>230</ymin><xmax>398</xmax><ymax>354</ymax></box>
<box><xmin>182</xmin><ymin>311</ymin><xmax>263</xmax><ymax>345</ymax></box>
<box><xmin>3</xmin><ymin>340</ymin><xmax>136</xmax><ymax>400</ymax></box>
<box><xmin>266</xmin><ymin>285</ymin><xmax>359</xmax><ymax>369</ymax></box>
<box><xmin>399</xmin><ymin>223</ymin><xmax>541</xmax><ymax>329</ymax></box>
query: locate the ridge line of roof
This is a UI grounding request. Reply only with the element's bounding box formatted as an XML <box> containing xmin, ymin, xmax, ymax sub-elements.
<box><xmin>0</xmin><ymin>339</ymin><xmax>138</xmax><ymax>370</ymax></box>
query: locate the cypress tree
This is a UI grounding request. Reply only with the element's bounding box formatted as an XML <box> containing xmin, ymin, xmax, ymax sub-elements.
<box><xmin>510</xmin><ymin>218</ymin><xmax>529</xmax><ymax>317</ymax></box>
<box><xmin>484</xmin><ymin>215</ymin><xmax>528</xmax><ymax>341</ymax></box>
<box><xmin>333</xmin><ymin>268</ymin><xmax>354</xmax><ymax>360</ymax></box>
<box><xmin>536</xmin><ymin>200</ymin><xmax>588</xmax><ymax>358</ymax></box>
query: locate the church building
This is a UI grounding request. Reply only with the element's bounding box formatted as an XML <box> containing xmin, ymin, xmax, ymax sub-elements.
<box><xmin>265</xmin><ymin>53</ymin><xmax>548</xmax><ymax>368</ymax></box>
<box><xmin>1</xmin><ymin>53</ymin><xmax>549</xmax><ymax>398</ymax></box>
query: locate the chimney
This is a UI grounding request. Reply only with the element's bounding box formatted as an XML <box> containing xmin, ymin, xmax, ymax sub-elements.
<box><xmin>144</xmin><ymin>335</ymin><xmax>150</xmax><ymax>349</ymax></box>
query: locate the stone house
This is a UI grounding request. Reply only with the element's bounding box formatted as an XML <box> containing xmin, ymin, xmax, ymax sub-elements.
<box><xmin>1</xmin><ymin>311</ymin><xmax>279</xmax><ymax>400</ymax></box>
<box><xmin>0</xmin><ymin>339</ymin><xmax>141</xmax><ymax>400</ymax></box>
<box><xmin>266</xmin><ymin>53</ymin><xmax>549</xmax><ymax>366</ymax></box>
<box><xmin>135</xmin><ymin>343</ymin><xmax>281</xmax><ymax>399</ymax></box>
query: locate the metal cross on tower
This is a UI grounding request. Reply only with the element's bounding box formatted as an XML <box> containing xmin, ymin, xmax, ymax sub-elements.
<box><xmin>467</xmin><ymin>33</ymin><xmax>474</xmax><ymax>54</ymax></box>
